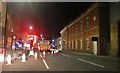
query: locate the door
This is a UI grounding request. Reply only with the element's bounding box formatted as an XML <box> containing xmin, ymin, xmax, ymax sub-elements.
<box><xmin>93</xmin><ymin>41</ymin><xmax>97</xmax><ymax>55</ymax></box>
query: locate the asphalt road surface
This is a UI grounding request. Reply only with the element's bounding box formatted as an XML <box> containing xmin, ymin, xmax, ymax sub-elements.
<box><xmin>1</xmin><ymin>51</ymin><xmax>119</xmax><ymax>71</ymax></box>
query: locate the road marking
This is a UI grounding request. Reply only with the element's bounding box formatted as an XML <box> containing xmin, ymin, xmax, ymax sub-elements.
<box><xmin>40</xmin><ymin>54</ymin><xmax>49</xmax><ymax>69</ymax></box>
<box><xmin>62</xmin><ymin>54</ymin><xmax>71</xmax><ymax>58</ymax></box>
<box><xmin>77</xmin><ymin>58</ymin><xmax>104</xmax><ymax>68</ymax></box>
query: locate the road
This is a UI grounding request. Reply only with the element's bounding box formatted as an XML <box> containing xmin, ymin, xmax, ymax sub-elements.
<box><xmin>1</xmin><ymin>50</ymin><xmax>119</xmax><ymax>71</ymax></box>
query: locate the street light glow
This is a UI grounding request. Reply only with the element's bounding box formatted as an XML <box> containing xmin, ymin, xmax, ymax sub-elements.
<box><xmin>30</xmin><ymin>26</ymin><xmax>32</xmax><ymax>30</ymax></box>
<box><xmin>41</xmin><ymin>35</ymin><xmax>42</xmax><ymax>37</ymax></box>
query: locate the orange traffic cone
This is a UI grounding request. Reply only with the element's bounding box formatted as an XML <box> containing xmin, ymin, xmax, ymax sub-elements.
<box><xmin>6</xmin><ymin>54</ymin><xmax>12</xmax><ymax>65</ymax></box>
<box><xmin>34</xmin><ymin>52</ymin><xmax>38</xmax><ymax>59</ymax></box>
<box><xmin>42</xmin><ymin>51</ymin><xmax>46</xmax><ymax>58</ymax></box>
<box><xmin>21</xmin><ymin>53</ymin><xmax>27</xmax><ymax>62</ymax></box>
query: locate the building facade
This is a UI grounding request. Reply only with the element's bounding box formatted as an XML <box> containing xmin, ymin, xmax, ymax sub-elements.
<box><xmin>1</xmin><ymin>2</ymin><xmax>21</xmax><ymax>50</ymax></box>
<box><xmin>60</xmin><ymin>3</ymin><xmax>110</xmax><ymax>55</ymax></box>
<box><xmin>0</xmin><ymin>2</ymin><xmax>7</xmax><ymax>48</ymax></box>
<box><xmin>109</xmin><ymin>3</ymin><xmax>120</xmax><ymax>57</ymax></box>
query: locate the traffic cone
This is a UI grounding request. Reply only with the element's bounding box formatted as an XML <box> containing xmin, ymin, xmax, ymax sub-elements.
<box><xmin>6</xmin><ymin>54</ymin><xmax>12</xmax><ymax>65</ymax></box>
<box><xmin>54</xmin><ymin>50</ymin><xmax>57</xmax><ymax>55</ymax></box>
<box><xmin>34</xmin><ymin>52</ymin><xmax>38</xmax><ymax>59</ymax></box>
<box><xmin>42</xmin><ymin>51</ymin><xmax>46</xmax><ymax>58</ymax></box>
<box><xmin>21</xmin><ymin>53</ymin><xmax>27</xmax><ymax>62</ymax></box>
<box><xmin>56</xmin><ymin>50</ymin><xmax>59</xmax><ymax>54</ymax></box>
<box><xmin>51</xmin><ymin>50</ymin><xmax>54</xmax><ymax>56</ymax></box>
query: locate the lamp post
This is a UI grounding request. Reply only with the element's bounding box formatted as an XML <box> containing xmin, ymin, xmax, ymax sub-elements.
<box><xmin>29</xmin><ymin>26</ymin><xmax>32</xmax><ymax>34</ymax></box>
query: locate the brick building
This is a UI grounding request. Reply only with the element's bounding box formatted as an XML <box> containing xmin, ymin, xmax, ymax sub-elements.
<box><xmin>60</xmin><ymin>3</ymin><xmax>110</xmax><ymax>55</ymax></box>
<box><xmin>1</xmin><ymin>2</ymin><xmax>21</xmax><ymax>50</ymax></box>
<box><xmin>0</xmin><ymin>2</ymin><xmax>7</xmax><ymax>48</ymax></box>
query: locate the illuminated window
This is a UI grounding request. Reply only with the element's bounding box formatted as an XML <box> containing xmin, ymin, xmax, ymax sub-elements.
<box><xmin>86</xmin><ymin>17</ymin><xmax>89</xmax><ymax>28</ymax></box>
<box><xmin>10</xmin><ymin>37</ymin><xmax>12</xmax><ymax>43</ymax></box>
<box><xmin>11</xmin><ymin>28</ymin><xmax>13</xmax><ymax>32</ymax></box>
<box><xmin>76</xmin><ymin>41</ymin><xmax>77</xmax><ymax>49</ymax></box>
<box><xmin>86</xmin><ymin>39</ymin><xmax>89</xmax><ymax>50</ymax></box>
<box><xmin>93</xmin><ymin>16</ymin><xmax>96</xmax><ymax>21</ymax></box>
<box><xmin>80</xmin><ymin>40</ymin><xmax>82</xmax><ymax>49</ymax></box>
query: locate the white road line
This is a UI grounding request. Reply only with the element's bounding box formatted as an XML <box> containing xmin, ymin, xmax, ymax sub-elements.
<box><xmin>62</xmin><ymin>54</ymin><xmax>71</xmax><ymax>58</ymax></box>
<box><xmin>68</xmin><ymin>55</ymin><xmax>71</xmax><ymax>57</ymax></box>
<box><xmin>40</xmin><ymin>54</ymin><xmax>50</xmax><ymax>69</ymax></box>
<box><xmin>42</xmin><ymin>59</ymin><xmax>49</xmax><ymax>69</ymax></box>
<box><xmin>77</xmin><ymin>58</ymin><xmax>104</xmax><ymax>68</ymax></box>
<box><xmin>40</xmin><ymin>54</ymin><xmax>42</xmax><ymax>58</ymax></box>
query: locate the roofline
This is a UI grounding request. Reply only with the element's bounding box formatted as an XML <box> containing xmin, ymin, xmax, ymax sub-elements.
<box><xmin>60</xmin><ymin>3</ymin><xmax>98</xmax><ymax>34</ymax></box>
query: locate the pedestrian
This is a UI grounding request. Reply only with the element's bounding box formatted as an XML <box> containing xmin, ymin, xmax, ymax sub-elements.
<box><xmin>33</xmin><ymin>41</ymin><xmax>40</xmax><ymax>58</ymax></box>
<box><xmin>30</xmin><ymin>40</ymin><xmax>33</xmax><ymax>50</ymax></box>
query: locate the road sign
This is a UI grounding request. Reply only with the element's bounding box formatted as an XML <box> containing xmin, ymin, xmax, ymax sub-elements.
<box><xmin>15</xmin><ymin>40</ymin><xmax>23</xmax><ymax>49</ymax></box>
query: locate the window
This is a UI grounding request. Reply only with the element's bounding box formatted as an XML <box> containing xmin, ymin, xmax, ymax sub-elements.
<box><xmin>86</xmin><ymin>17</ymin><xmax>89</xmax><ymax>28</ymax></box>
<box><xmin>72</xmin><ymin>41</ymin><xmax>74</xmax><ymax>49</ymax></box>
<box><xmin>11</xmin><ymin>27</ymin><xmax>13</xmax><ymax>32</ymax></box>
<box><xmin>93</xmin><ymin>16</ymin><xmax>96</xmax><ymax>21</ymax></box>
<box><xmin>80</xmin><ymin>40</ymin><xmax>82</xmax><ymax>49</ymax></box>
<box><xmin>2</xmin><ymin>36</ymin><xmax>4</xmax><ymax>47</ymax></box>
<box><xmin>69</xmin><ymin>41</ymin><xmax>70</xmax><ymax>49</ymax></box>
<box><xmin>0</xmin><ymin>12</ymin><xmax>1</xmax><ymax>22</ymax></box>
<box><xmin>76</xmin><ymin>41</ymin><xmax>77</xmax><ymax>49</ymax></box>
<box><xmin>86</xmin><ymin>39</ymin><xmax>89</xmax><ymax>50</ymax></box>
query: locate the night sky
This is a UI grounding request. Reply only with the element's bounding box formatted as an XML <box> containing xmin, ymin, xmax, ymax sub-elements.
<box><xmin>19</xmin><ymin>2</ymin><xmax>93</xmax><ymax>40</ymax></box>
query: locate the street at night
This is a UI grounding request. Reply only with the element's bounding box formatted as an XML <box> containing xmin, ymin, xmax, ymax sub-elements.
<box><xmin>0</xmin><ymin>0</ymin><xmax>120</xmax><ymax>73</ymax></box>
<box><xmin>2</xmin><ymin>51</ymin><xmax>119</xmax><ymax>71</ymax></box>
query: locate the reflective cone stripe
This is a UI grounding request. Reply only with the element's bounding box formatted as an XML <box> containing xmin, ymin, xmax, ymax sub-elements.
<box><xmin>21</xmin><ymin>53</ymin><xmax>27</xmax><ymax>62</ymax></box>
<box><xmin>6</xmin><ymin>54</ymin><xmax>12</xmax><ymax>65</ymax></box>
<box><xmin>34</xmin><ymin>52</ymin><xmax>38</xmax><ymax>59</ymax></box>
<box><xmin>42</xmin><ymin>51</ymin><xmax>46</xmax><ymax>58</ymax></box>
<box><xmin>51</xmin><ymin>50</ymin><xmax>54</xmax><ymax>56</ymax></box>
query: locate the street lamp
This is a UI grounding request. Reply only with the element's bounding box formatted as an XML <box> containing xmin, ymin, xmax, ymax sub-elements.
<box><xmin>30</xmin><ymin>26</ymin><xmax>33</xmax><ymax>30</ymax></box>
<box><xmin>29</xmin><ymin>26</ymin><xmax>33</xmax><ymax>35</ymax></box>
<box><xmin>52</xmin><ymin>39</ymin><xmax>54</xmax><ymax>42</ymax></box>
<box><xmin>40</xmin><ymin>35</ymin><xmax>42</xmax><ymax>38</ymax></box>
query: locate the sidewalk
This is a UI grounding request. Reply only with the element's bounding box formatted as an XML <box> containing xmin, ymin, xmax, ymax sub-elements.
<box><xmin>4</xmin><ymin>49</ymin><xmax>28</xmax><ymax>62</ymax></box>
<box><xmin>62</xmin><ymin>50</ymin><xmax>119</xmax><ymax>60</ymax></box>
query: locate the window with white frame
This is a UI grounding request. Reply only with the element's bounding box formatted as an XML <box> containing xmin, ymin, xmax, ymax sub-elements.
<box><xmin>76</xmin><ymin>41</ymin><xmax>77</xmax><ymax>49</ymax></box>
<box><xmin>93</xmin><ymin>16</ymin><xmax>96</xmax><ymax>21</ymax></box>
<box><xmin>80</xmin><ymin>40</ymin><xmax>82</xmax><ymax>49</ymax></box>
<box><xmin>86</xmin><ymin>39</ymin><xmax>89</xmax><ymax>50</ymax></box>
